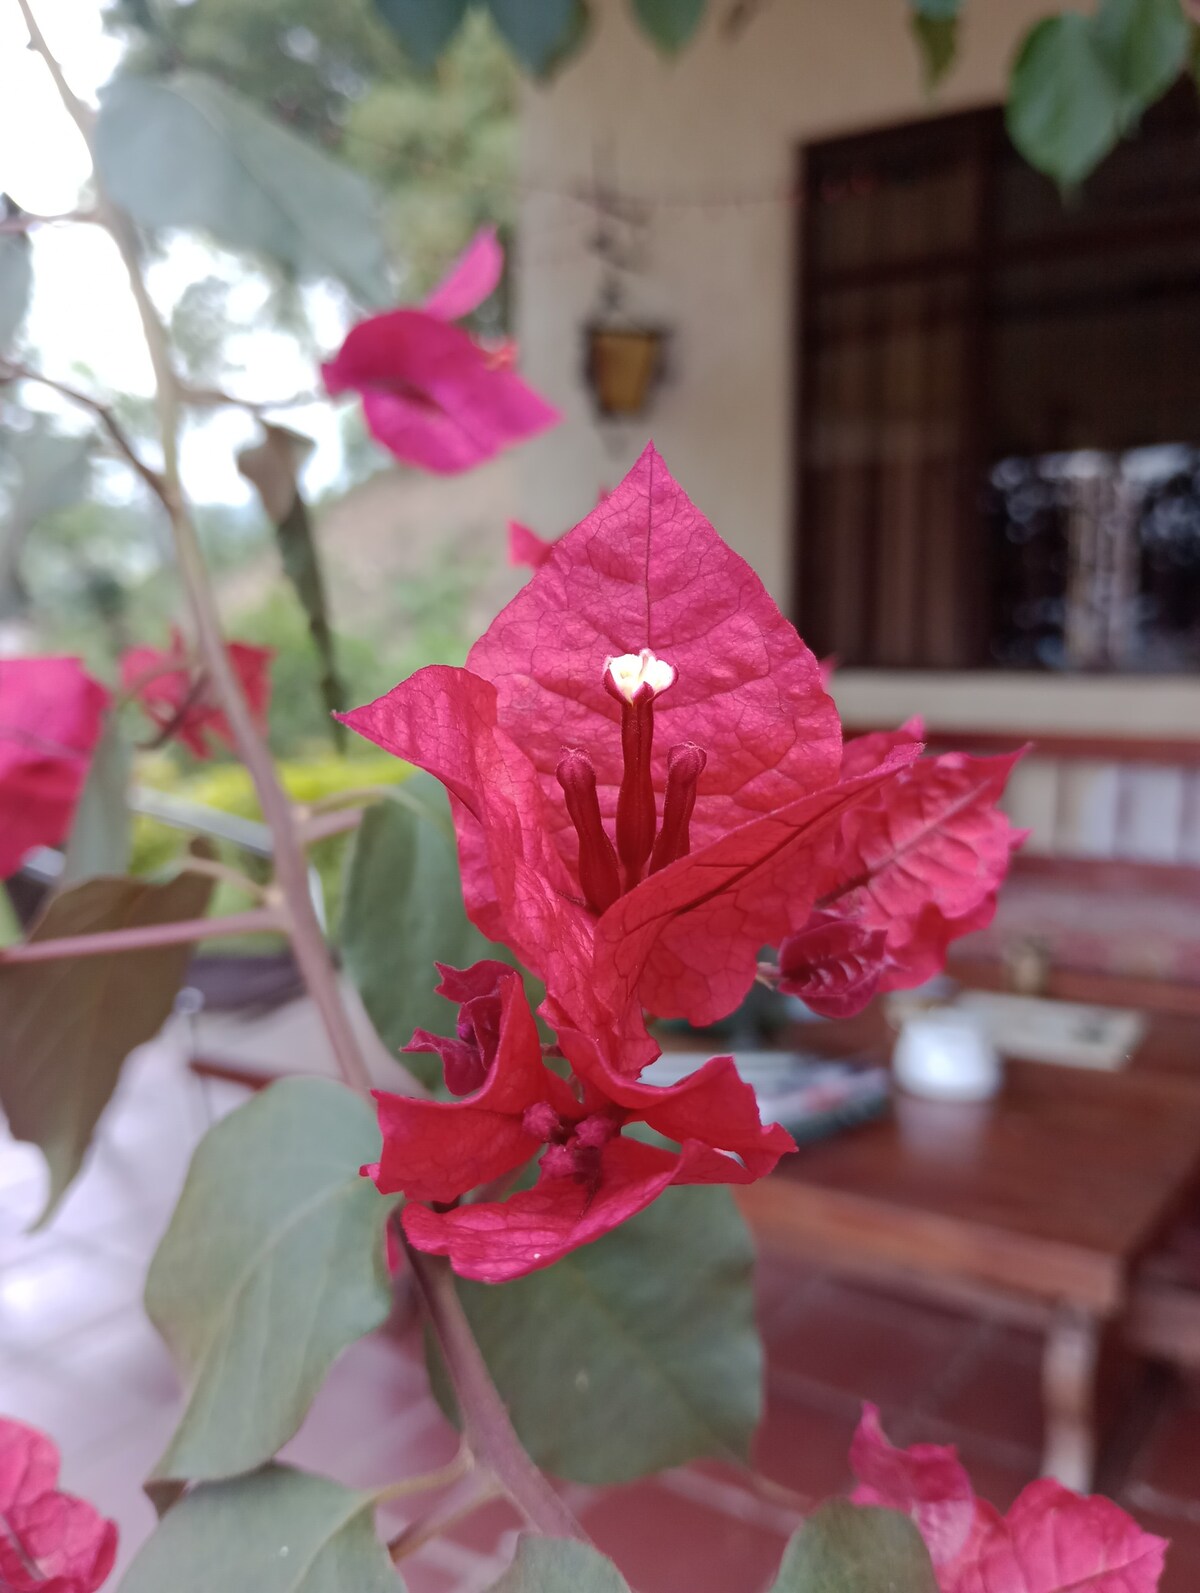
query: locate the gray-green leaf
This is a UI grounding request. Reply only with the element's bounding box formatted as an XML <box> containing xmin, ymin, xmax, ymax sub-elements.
<box><xmin>118</xmin><ymin>1466</ymin><xmax>400</xmax><ymax>1593</ymax></box>
<box><xmin>1094</xmin><ymin>0</ymin><xmax>1189</xmax><ymax>129</ymax></box>
<box><xmin>631</xmin><ymin>0</ymin><xmax>707</xmax><ymax>53</ymax></box>
<box><xmin>373</xmin><ymin>0</ymin><xmax>470</xmax><ymax>67</ymax></box>
<box><xmin>94</xmin><ymin>72</ymin><xmax>391</xmax><ymax>307</ymax></box>
<box><xmin>59</xmin><ymin>713</ymin><xmax>132</xmax><ymax>887</ymax></box>
<box><xmin>0</xmin><ymin>229</ymin><xmax>32</xmax><ymax>354</ymax></box>
<box><xmin>340</xmin><ymin>774</ymin><xmax>526</xmax><ymax>1088</ymax></box>
<box><xmin>146</xmin><ymin>1077</ymin><xmax>397</xmax><ymax>1488</ymax></box>
<box><xmin>0</xmin><ymin>867</ymin><xmax>213</xmax><ymax>1222</ymax></box>
<box><xmin>434</xmin><ymin>1185</ymin><xmax>762</xmax><ymax>1484</ymax></box>
<box><xmin>911</xmin><ymin>12</ymin><xmax>958</xmax><ymax>86</ymax></box>
<box><xmin>486</xmin><ymin>1536</ymin><xmax>632</xmax><ymax>1592</ymax></box>
<box><xmin>1007</xmin><ymin>14</ymin><xmax>1124</xmax><ymax>188</ymax></box>
<box><xmin>768</xmin><ymin>1502</ymin><xmax>939</xmax><ymax>1592</ymax></box>
<box><xmin>237</xmin><ymin>425</ymin><xmax>345</xmax><ymax>750</ymax></box>
<box><xmin>486</xmin><ymin>0</ymin><xmax>583</xmax><ymax>74</ymax></box>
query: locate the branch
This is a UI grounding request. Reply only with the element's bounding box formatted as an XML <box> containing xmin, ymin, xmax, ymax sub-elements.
<box><xmin>17</xmin><ymin>0</ymin><xmax>381</xmax><ymax>1101</ymax></box>
<box><xmin>404</xmin><ymin>1243</ymin><xmax>591</xmax><ymax>1543</ymax></box>
<box><xmin>0</xmin><ymin>908</ymin><xmax>286</xmax><ymax>965</ymax></box>
<box><xmin>0</xmin><ymin>359</ymin><xmax>164</xmax><ymax>496</ymax></box>
<box><xmin>387</xmin><ymin>1471</ymin><xmax>501</xmax><ymax>1564</ymax></box>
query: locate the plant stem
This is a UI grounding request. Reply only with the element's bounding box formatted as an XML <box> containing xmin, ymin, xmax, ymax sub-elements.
<box><xmin>17</xmin><ymin>0</ymin><xmax>377</xmax><ymax>1099</ymax></box>
<box><xmin>404</xmin><ymin>1244</ymin><xmax>591</xmax><ymax>1544</ymax></box>
<box><xmin>373</xmin><ymin>1443</ymin><xmax>474</xmax><ymax>1505</ymax></box>
<box><xmin>0</xmin><ymin>909</ymin><xmax>285</xmax><ymax>964</ymax></box>
<box><xmin>386</xmin><ymin>1472</ymin><xmax>502</xmax><ymax>1564</ymax></box>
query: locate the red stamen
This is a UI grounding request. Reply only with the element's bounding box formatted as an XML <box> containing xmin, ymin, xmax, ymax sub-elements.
<box><xmin>650</xmin><ymin>742</ymin><xmax>707</xmax><ymax>873</ymax></box>
<box><xmin>614</xmin><ymin>689</ymin><xmax>656</xmax><ymax>886</ymax></box>
<box><xmin>556</xmin><ymin>749</ymin><xmax>621</xmax><ymax>914</ymax></box>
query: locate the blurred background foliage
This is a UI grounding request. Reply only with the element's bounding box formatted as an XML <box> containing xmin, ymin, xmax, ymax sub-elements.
<box><xmin>107</xmin><ymin>0</ymin><xmax>519</xmax><ymax>305</ymax></box>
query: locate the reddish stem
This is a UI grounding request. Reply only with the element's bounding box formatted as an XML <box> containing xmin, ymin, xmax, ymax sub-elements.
<box><xmin>0</xmin><ymin>909</ymin><xmax>285</xmax><ymax>964</ymax></box>
<box><xmin>404</xmin><ymin>1243</ymin><xmax>591</xmax><ymax>1544</ymax></box>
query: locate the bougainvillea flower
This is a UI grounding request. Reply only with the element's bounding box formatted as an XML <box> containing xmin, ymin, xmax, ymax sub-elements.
<box><xmin>367</xmin><ymin>960</ymin><xmax>793</xmax><ymax>1281</ymax></box>
<box><xmin>342</xmin><ymin>443</ymin><xmax>938</xmax><ymax>1037</ymax></box>
<box><xmin>121</xmin><ymin>629</ymin><xmax>272</xmax><ymax>759</ymax></box>
<box><xmin>774</xmin><ymin>915</ymin><xmax>889</xmax><ymax>1019</ymax></box>
<box><xmin>793</xmin><ymin>740</ymin><xmax>1027</xmax><ymax>999</ymax></box>
<box><xmin>0</xmin><ymin>656</ymin><xmax>109</xmax><ymax>879</ymax></box>
<box><xmin>0</xmin><ymin>1416</ymin><xmax>117</xmax><ymax>1593</ymax></box>
<box><xmin>321</xmin><ymin>226</ymin><xmax>559</xmax><ymax>475</ymax></box>
<box><xmin>850</xmin><ymin>1404</ymin><xmax>1167</xmax><ymax>1593</ymax></box>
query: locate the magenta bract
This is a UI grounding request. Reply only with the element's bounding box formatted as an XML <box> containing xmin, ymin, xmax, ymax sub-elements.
<box><xmin>0</xmin><ymin>656</ymin><xmax>109</xmax><ymax>879</ymax></box>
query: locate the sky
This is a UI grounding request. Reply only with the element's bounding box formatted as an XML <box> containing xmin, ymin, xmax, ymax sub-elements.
<box><xmin>0</xmin><ymin>0</ymin><xmax>349</xmax><ymax>507</ymax></box>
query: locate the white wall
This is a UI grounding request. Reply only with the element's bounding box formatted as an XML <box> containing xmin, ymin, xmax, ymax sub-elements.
<box><xmin>515</xmin><ymin>0</ymin><xmax>1200</xmax><ymax>735</ymax></box>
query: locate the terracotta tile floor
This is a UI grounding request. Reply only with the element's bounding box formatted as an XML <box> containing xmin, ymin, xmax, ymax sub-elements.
<box><xmin>2</xmin><ymin>1028</ymin><xmax>1200</xmax><ymax>1591</ymax></box>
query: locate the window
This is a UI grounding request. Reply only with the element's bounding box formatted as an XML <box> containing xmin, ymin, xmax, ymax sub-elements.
<box><xmin>795</xmin><ymin>91</ymin><xmax>1200</xmax><ymax>672</ymax></box>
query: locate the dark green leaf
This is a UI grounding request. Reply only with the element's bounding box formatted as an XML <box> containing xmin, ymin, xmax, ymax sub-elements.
<box><xmin>0</xmin><ymin>229</ymin><xmax>32</xmax><ymax>354</ymax></box>
<box><xmin>0</xmin><ymin>866</ymin><xmax>213</xmax><ymax>1222</ymax></box>
<box><xmin>486</xmin><ymin>1536</ymin><xmax>631</xmax><ymax>1592</ymax></box>
<box><xmin>340</xmin><ymin>774</ymin><xmax>531</xmax><ymax>1088</ymax></box>
<box><xmin>911</xmin><ymin>12</ymin><xmax>958</xmax><ymax>85</ymax></box>
<box><xmin>59</xmin><ymin>714</ymin><xmax>132</xmax><ymax>887</ymax></box>
<box><xmin>118</xmin><ymin>1466</ymin><xmax>400</xmax><ymax>1593</ymax></box>
<box><xmin>911</xmin><ymin>0</ymin><xmax>961</xmax><ymax>17</ymax></box>
<box><xmin>768</xmin><ymin>1502</ymin><xmax>939</xmax><ymax>1592</ymax></box>
<box><xmin>372</xmin><ymin>0</ymin><xmax>470</xmax><ymax>67</ymax></box>
<box><xmin>94</xmin><ymin>72</ymin><xmax>391</xmax><ymax>307</ymax></box>
<box><xmin>1094</xmin><ymin>0</ymin><xmax>1189</xmax><ymax>127</ymax></box>
<box><xmin>631</xmin><ymin>0</ymin><xmax>707</xmax><ymax>53</ymax></box>
<box><xmin>237</xmin><ymin>425</ymin><xmax>345</xmax><ymax>749</ymax></box>
<box><xmin>146</xmin><ymin>1077</ymin><xmax>397</xmax><ymax>1489</ymax></box>
<box><xmin>433</xmin><ymin>1185</ymin><xmax>761</xmax><ymax>1483</ymax></box>
<box><xmin>1006</xmin><ymin>14</ymin><xmax>1123</xmax><ymax>187</ymax></box>
<box><xmin>487</xmin><ymin>0</ymin><xmax>582</xmax><ymax>74</ymax></box>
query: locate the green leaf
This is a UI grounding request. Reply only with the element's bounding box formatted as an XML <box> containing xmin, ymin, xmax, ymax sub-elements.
<box><xmin>118</xmin><ymin>1466</ymin><xmax>400</xmax><ymax>1593</ymax></box>
<box><xmin>340</xmin><ymin>774</ymin><xmax>528</xmax><ymax>1088</ymax></box>
<box><xmin>236</xmin><ymin>425</ymin><xmax>345</xmax><ymax>750</ymax></box>
<box><xmin>0</xmin><ymin>228</ymin><xmax>32</xmax><ymax>354</ymax></box>
<box><xmin>5</xmin><ymin>421</ymin><xmax>93</xmax><ymax>528</ymax></box>
<box><xmin>433</xmin><ymin>1185</ymin><xmax>762</xmax><ymax>1484</ymax></box>
<box><xmin>0</xmin><ymin>867</ymin><xmax>213</xmax><ymax>1222</ymax></box>
<box><xmin>631</xmin><ymin>0</ymin><xmax>707</xmax><ymax>53</ymax></box>
<box><xmin>94</xmin><ymin>72</ymin><xmax>391</xmax><ymax>307</ymax></box>
<box><xmin>59</xmin><ymin>714</ymin><xmax>132</xmax><ymax>888</ymax></box>
<box><xmin>768</xmin><ymin>1502</ymin><xmax>939</xmax><ymax>1591</ymax></box>
<box><xmin>0</xmin><ymin>884</ymin><xmax>21</xmax><ymax>950</ymax></box>
<box><xmin>1006</xmin><ymin>14</ymin><xmax>1124</xmax><ymax>187</ymax></box>
<box><xmin>146</xmin><ymin>1077</ymin><xmax>397</xmax><ymax>1489</ymax></box>
<box><xmin>487</xmin><ymin>0</ymin><xmax>583</xmax><ymax>74</ymax></box>
<box><xmin>911</xmin><ymin>12</ymin><xmax>958</xmax><ymax>85</ymax></box>
<box><xmin>372</xmin><ymin>0</ymin><xmax>470</xmax><ymax>67</ymax></box>
<box><xmin>486</xmin><ymin>1536</ymin><xmax>631</xmax><ymax>1592</ymax></box>
<box><xmin>911</xmin><ymin>0</ymin><xmax>961</xmax><ymax>16</ymax></box>
<box><xmin>1094</xmin><ymin>0</ymin><xmax>1189</xmax><ymax>128</ymax></box>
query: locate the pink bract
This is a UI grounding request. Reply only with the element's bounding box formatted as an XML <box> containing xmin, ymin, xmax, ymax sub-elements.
<box><xmin>0</xmin><ymin>1417</ymin><xmax>117</xmax><ymax>1593</ymax></box>
<box><xmin>121</xmin><ymin>629</ymin><xmax>272</xmax><ymax>759</ymax></box>
<box><xmin>507</xmin><ymin>518</ymin><xmax>557</xmax><ymax>570</ymax></box>
<box><xmin>0</xmin><ymin>656</ymin><xmax>109</xmax><ymax>879</ymax></box>
<box><xmin>849</xmin><ymin>1404</ymin><xmax>1167</xmax><ymax>1593</ymax></box>
<box><xmin>421</xmin><ymin>225</ymin><xmax>503</xmax><ymax>322</ymax></box>
<box><xmin>321</xmin><ymin>227</ymin><xmax>559</xmax><ymax>475</ymax></box>
<box><xmin>367</xmin><ymin>960</ymin><xmax>793</xmax><ymax>1281</ymax></box>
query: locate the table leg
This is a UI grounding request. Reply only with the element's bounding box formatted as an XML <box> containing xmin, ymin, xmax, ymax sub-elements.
<box><xmin>1041</xmin><ymin>1305</ymin><xmax>1101</xmax><ymax>1491</ymax></box>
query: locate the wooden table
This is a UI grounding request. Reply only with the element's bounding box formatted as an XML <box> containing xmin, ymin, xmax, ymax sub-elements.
<box><xmin>737</xmin><ymin>1023</ymin><xmax>1200</xmax><ymax>1489</ymax></box>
